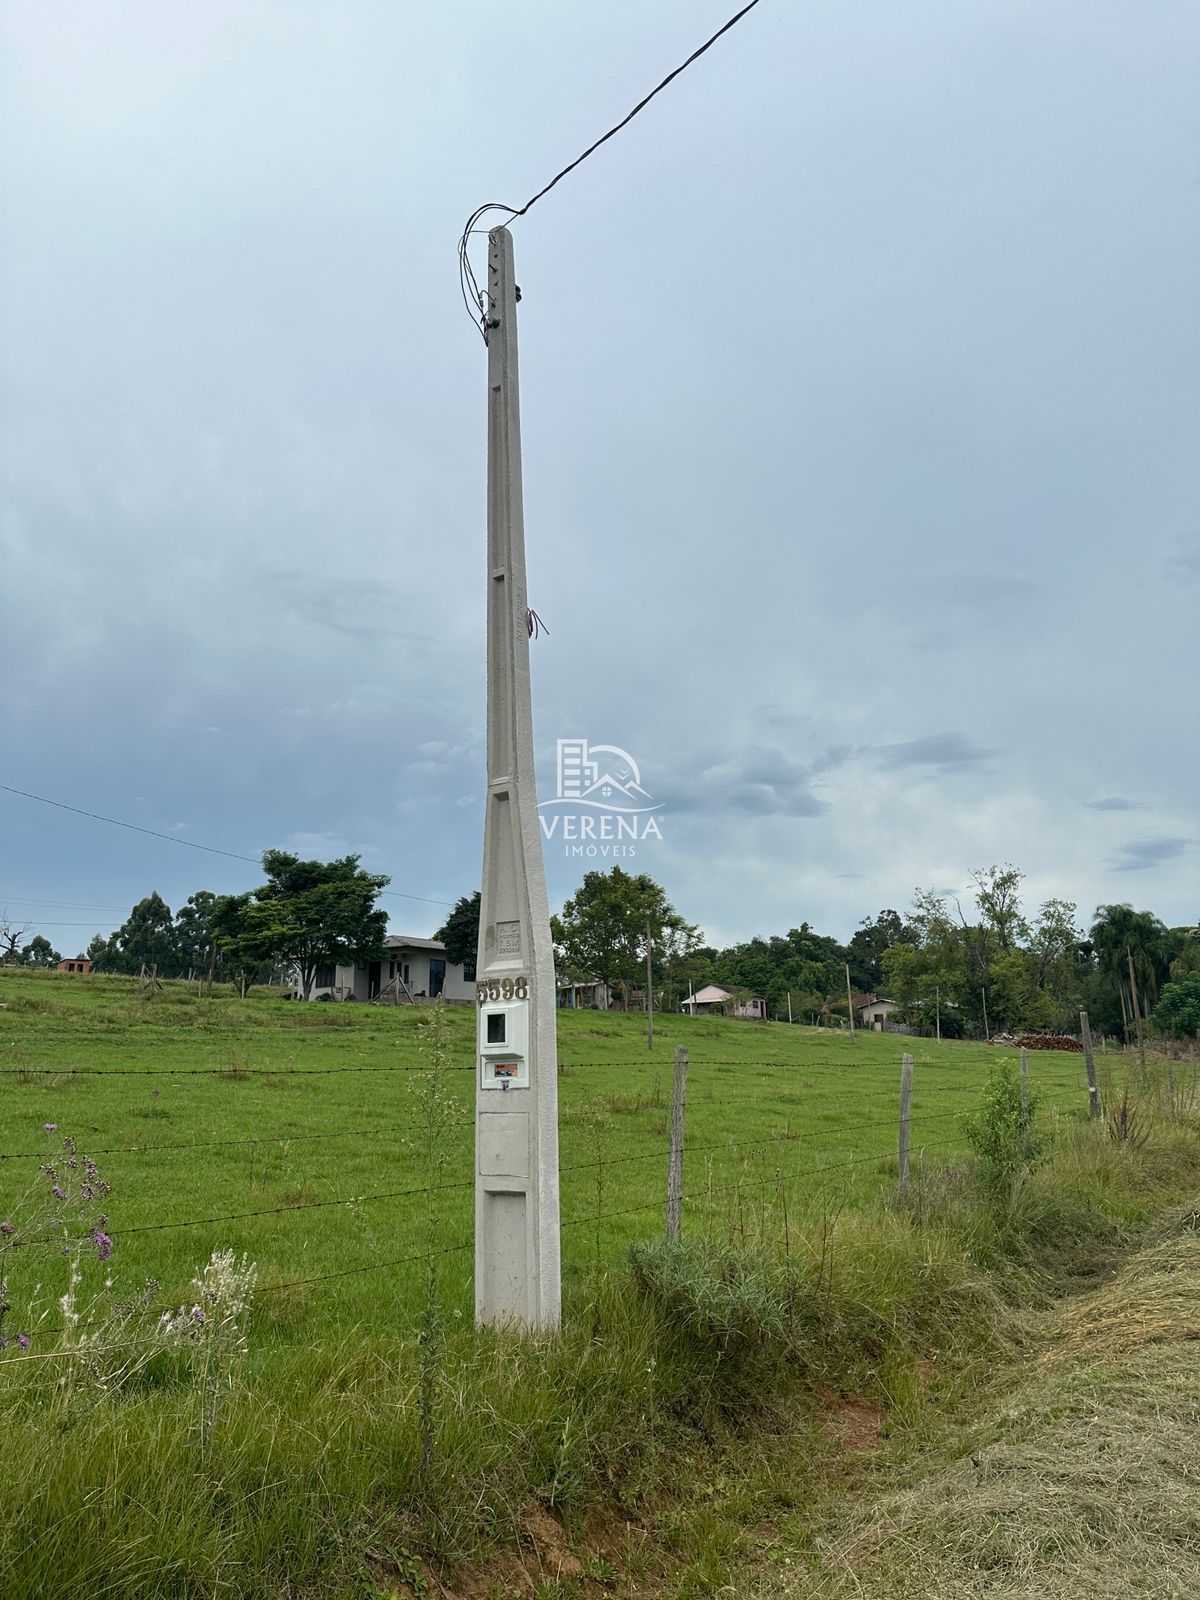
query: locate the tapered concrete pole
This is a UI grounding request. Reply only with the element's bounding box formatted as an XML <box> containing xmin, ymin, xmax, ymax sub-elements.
<box><xmin>474</xmin><ymin>226</ymin><xmax>561</xmax><ymax>1329</ymax></box>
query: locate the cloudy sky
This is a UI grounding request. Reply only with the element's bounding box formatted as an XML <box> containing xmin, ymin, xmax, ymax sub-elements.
<box><xmin>1</xmin><ymin>0</ymin><xmax>1197</xmax><ymax>954</ymax></box>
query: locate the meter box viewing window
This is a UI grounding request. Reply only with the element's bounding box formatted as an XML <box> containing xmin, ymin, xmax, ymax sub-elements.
<box><xmin>478</xmin><ymin>996</ymin><xmax>530</xmax><ymax>1089</ymax></box>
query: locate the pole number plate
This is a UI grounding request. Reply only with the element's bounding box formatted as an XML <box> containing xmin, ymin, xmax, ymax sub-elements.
<box><xmin>476</xmin><ymin>976</ymin><xmax>529</xmax><ymax>1003</ymax></box>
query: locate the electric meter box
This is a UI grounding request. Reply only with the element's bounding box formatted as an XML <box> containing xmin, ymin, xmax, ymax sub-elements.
<box><xmin>478</xmin><ymin>997</ymin><xmax>530</xmax><ymax>1090</ymax></box>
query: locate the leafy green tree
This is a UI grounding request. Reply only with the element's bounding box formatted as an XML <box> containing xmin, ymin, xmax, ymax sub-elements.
<box><xmin>971</xmin><ymin>864</ymin><xmax>1029</xmax><ymax>952</ymax></box>
<box><xmin>86</xmin><ymin>933</ymin><xmax>115</xmax><ymax>971</ymax></box>
<box><xmin>22</xmin><ymin>935</ymin><xmax>61</xmax><ymax>968</ymax></box>
<box><xmin>174</xmin><ymin>891</ymin><xmax>218</xmax><ymax>976</ymax></box>
<box><xmin>555</xmin><ymin>867</ymin><xmax>699</xmax><ymax>1008</ymax></box>
<box><xmin>1154</xmin><ymin>979</ymin><xmax>1200</xmax><ymax>1042</ymax></box>
<box><xmin>846</xmin><ymin>909</ymin><xmax>913</xmax><ymax>992</ymax></box>
<box><xmin>435</xmin><ymin>892</ymin><xmax>481</xmax><ymax>976</ymax></box>
<box><xmin>212</xmin><ymin>851</ymin><xmax>390</xmax><ymax>1000</ymax></box>
<box><xmin>105</xmin><ymin>893</ymin><xmax>179</xmax><ymax>975</ymax></box>
<box><xmin>885</xmin><ymin>888</ymin><xmax>969</xmax><ymax>1033</ymax></box>
<box><xmin>208</xmin><ymin>894</ymin><xmax>262</xmax><ymax>994</ymax></box>
<box><xmin>708</xmin><ymin>924</ymin><xmax>847</xmax><ymax>1020</ymax></box>
<box><xmin>1167</xmin><ymin>926</ymin><xmax>1200</xmax><ymax>979</ymax></box>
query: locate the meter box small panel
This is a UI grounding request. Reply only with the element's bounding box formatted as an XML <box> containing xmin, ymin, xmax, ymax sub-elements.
<box><xmin>478</xmin><ymin>1112</ymin><xmax>529</xmax><ymax>1178</ymax></box>
<box><xmin>478</xmin><ymin>997</ymin><xmax>530</xmax><ymax>1089</ymax></box>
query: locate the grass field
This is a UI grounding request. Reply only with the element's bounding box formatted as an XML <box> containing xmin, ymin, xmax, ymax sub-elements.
<box><xmin>1</xmin><ymin>967</ymin><xmax>1185</xmax><ymax>1600</ymax></box>
<box><xmin>0</xmin><ymin>967</ymin><xmax>1094</xmax><ymax>1342</ymax></box>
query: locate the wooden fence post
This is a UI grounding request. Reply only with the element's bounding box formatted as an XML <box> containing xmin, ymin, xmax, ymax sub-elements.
<box><xmin>846</xmin><ymin>964</ymin><xmax>856</xmax><ymax>1039</ymax></box>
<box><xmin>1080</xmin><ymin>1009</ymin><xmax>1100</xmax><ymax>1118</ymax></box>
<box><xmin>1019</xmin><ymin>1046</ymin><xmax>1030</xmax><ymax>1150</ymax></box>
<box><xmin>897</xmin><ymin>1052</ymin><xmax>913</xmax><ymax>1199</ymax></box>
<box><xmin>666</xmin><ymin>1047</ymin><xmax>689</xmax><ymax>1242</ymax></box>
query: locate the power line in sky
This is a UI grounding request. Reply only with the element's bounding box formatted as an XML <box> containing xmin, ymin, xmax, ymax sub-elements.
<box><xmin>2</xmin><ymin>921</ymin><xmax>121</xmax><ymax>928</ymax></box>
<box><xmin>0</xmin><ymin>783</ymin><xmax>259</xmax><ymax>863</ymax></box>
<box><xmin>0</xmin><ymin>896</ymin><xmax>137</xmax><ymax>911</ymax></box>
<box><xmin>459</xmin><ymin>0</ymin><xmax>766</xmax><ymax>334</ymax></box>
<box><xmin>0</xmin><ymin>783</ymin><xmax>454</xmax><ymax>908</ymax></box>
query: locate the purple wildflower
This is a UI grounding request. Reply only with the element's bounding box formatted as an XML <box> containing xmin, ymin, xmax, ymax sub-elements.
<box><xmin>91</xmin><ymin>1229</ymin><xmax>113</xmax><ymax>1262</ymax></box>
<box><xmin>17</xmin><ymin>1333</ymin><xmax>29</xmax><ymax>1351</ymax></box>
<box><xmin>0</xmin><ymin>1222</ymin><xmax>13</xmax><ymax>1238</ymax></box>
<box><xmin>191</xmin><ymin>1306</ymin><xmax>205</xmax><ymax>1326</ymax></box>
<box><xmin>43</xmin><ymin>1123</ymin><xmax>57</xmax><ymax>1133</ymax></box>
<box><xmin>51</xmin><ymin>1186</ymin><xmax>67</xmax><ymax>1201</ymax></box>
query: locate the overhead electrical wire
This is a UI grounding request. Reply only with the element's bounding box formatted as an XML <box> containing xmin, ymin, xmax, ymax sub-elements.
<box><xmin>0</xmin><ymin>783</ymin><xmax>453</xmax><ymax>908</ymax></box>
<box><xmin>458</xmin><ymin>0</ymin><xmax>765</xmax><ymax>337</ymax></box>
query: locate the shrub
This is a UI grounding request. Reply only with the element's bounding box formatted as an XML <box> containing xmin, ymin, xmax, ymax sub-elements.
<box><xmin>963</xmin><ymin>1058</ymin><xmax>1043</xmax><ymax>1202</ymax></box>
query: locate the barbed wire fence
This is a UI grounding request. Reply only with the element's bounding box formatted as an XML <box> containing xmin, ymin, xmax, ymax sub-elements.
<box><xmin>0</xmin><ymin>1043</ymin><xmax>1099</xmax><ymax>1366</ymax></box>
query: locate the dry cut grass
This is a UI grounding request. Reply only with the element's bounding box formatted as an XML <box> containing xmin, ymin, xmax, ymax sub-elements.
<box><xmin>754</xmin><ymin>1209</ymin><xmax>1200</xmax><ymax>1599</ymax></box>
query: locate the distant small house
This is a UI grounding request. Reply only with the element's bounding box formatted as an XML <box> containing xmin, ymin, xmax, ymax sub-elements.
<box><xmin>557</xmin><ymin>979</ymin><xmax>612</xmax><ymax>1010</ymax></box>
<box><xmin>732</xmin><ymin>995</ymin><xmax>768</xmax><ymax>1021</ymax></box>
<box><xmin>57</xmin><ymin>958</ymin><xmax>92</xmax><ymax>975</ymax></box>
<box><xmin>680</xmin><ymin>984</ymin><xmax>731</xmax><ymax>1015</ymax></box>
<box><xmin>680</xmin><ymin>985</ymin><xmax>767</xmax><ymax>1020</ymax></box>
<box><xmin>857</xmin><ymin>995</ymin><xmax>898</xmax><ymax>1030</ymax></box>
<box><xmin>305</xmin><ymin>935</ymin><xmax>473</xmax><ymax>1004</ymax></box>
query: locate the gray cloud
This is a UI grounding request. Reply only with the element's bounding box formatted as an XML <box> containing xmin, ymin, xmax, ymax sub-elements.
<box><xmin>666</xmin><ymin>745</ymin><xmax>827</xmax><ymax>819</ymax></box>
<box><xmin>1167</xmin><ymin>537</ymin><xmax>1200</xmax><ymax>585</ymax></box>
<box><xmin>874</xmin><ymin>733</ymin><xmax>996</xmax><ymax>773</ymax></box>
<box><xmin>1084</xmin><ymin>797</ymin><xmax>1147</xmax><ymax>812</ymax></box>
<box><xmin>0</xmin><ymin>2</ymin><xmax>1196</xmax><ymax>944</ymax></box>
<box><xmin>260</xmin><ymin>569</ymin><xmax>432</xmax><ymax>645</ymax></box>
<box><xmin>929</xmin><ymin>571</ymin><xmax>1037</xmax><ymax>607</ymax></box>
<box><xmin>1111</xmin><ymin>837</ymin><xmax>1191</xmax><ymax>872</ymax></box>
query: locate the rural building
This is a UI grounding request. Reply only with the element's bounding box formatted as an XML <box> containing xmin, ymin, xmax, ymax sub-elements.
<box><xmin>680</xmin><ymin>984</ymin><xmax>731</xmax><ymax>1014</ymax></box>
<box><xmin>57</xmin><ymin>957</ymin><xmax>92</xmax><ymax>974</ymax></box>
<box><xmin>305</xmin><ymin>935</ymin><xmax>474</xmax><ymax>1003</ymax></box>
<box><xmin>732</xmin><ymin>995</ymin><xmax>768</xmax><ymax>1020</ymax></box>
<box><xmin>680</xmin><ymin>985</ymin><xmax>767</xmax><ymax>1019</ymax></box>
<box><xmin>857</xmin><ymin>995</ymin><xmax>899</xmax><ymax>1030</ymax></box>
<box><xmin>557</xmin><ymin>979</ymin><xmax>613</xmax><ymax>1010</ymax></box>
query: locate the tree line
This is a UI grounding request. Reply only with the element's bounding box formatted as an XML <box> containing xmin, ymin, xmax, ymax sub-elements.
<box><xmin>13</xmin><ymin>854</ymin><xmax>1199</xmax><ymax>1042</ymax></box>
<box><xmin>441</xmin><ymin>863</ymin><xmax>1199</xmax><ymax>1043</ymax></box>
<box><xmin>24</xmin><ymin>851</ymin><xmax>391</xmax><ymax>999</ymax></box>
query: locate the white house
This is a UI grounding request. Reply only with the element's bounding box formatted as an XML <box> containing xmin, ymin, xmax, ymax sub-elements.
<box><xmin>857</xmin><ymin>995</ymin><xmax>899</xmax><ymax>1030</ymax></box>
<box><xmin>306</xmin><ymin>934</ymin><xmax>475</xmax><ymax>1004</ymax></box>
<box><xmin>680</xmin><ymin>983</ymin><xmax>730</xmax><ymax>1014</ymax></box>
<box><xmin>680</xmin><ymin>985</ymin><xmax>767</xmax><ymax>1020</ymax></box>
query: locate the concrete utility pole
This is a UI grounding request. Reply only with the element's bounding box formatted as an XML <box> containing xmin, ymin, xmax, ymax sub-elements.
<box><xmin>474</xmin><ymin>226</ymin><xmax>561</xmax><ymax>1330</ymax></box>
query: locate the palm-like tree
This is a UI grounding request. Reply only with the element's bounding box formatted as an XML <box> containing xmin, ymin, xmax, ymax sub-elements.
<box><xmin>1091</xmin><ymin>904</ymin><xmax>1169</xmax><ymax>1037</ymax></box>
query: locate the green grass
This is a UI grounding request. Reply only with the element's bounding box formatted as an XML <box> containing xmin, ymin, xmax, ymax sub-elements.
<box><xmin>0</xmin><ymin>968</ymin><xmax>1188</xmax><ymax>1600</ymax></box>
<box><xmin>0</xmin><ymin>968</ymin><xmax>1096</xmax><ymax>1339</ymax></box>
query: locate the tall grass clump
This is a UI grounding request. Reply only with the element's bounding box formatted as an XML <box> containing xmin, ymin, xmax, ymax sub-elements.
<box><xmin>407</xmin><ymin>998</ymin><xmax>462</xmax><ymax>1491</ymax></box>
